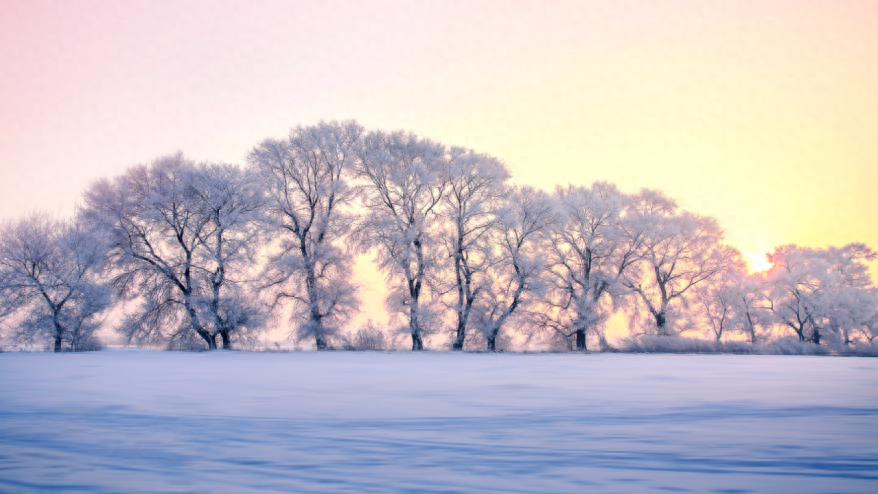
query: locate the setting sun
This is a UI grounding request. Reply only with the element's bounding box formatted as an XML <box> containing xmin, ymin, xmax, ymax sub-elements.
<box><xmin>743</xmin><ymin>250</ymin><xmax>772</xmax><ymax>273</ymax></box>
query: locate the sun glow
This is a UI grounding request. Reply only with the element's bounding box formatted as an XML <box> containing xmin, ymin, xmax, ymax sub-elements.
<box><xmin>743</xmin><ymin>251</ymin><xmax>772</xmax><ymax>274</ymax></box>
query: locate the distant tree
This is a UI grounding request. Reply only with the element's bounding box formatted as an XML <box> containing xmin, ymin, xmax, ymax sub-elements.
<box><xmin>355</xmin><ymin>130</ymin><xmax>449</xmax><ymax>350</ymax></box>
<box><xmin>815</xmin><ymin>244</ymin><xmax>878</xmax><ymax>346</ymax></box>
<box><xmin>0</xmin><ymin>213</ymin><xmax>112</xmax><ymax>352</ymax></box>
<box><xmin>81</xmin><ymin>154</ymin><xmax>266</xmax><ymax>350</ymax></box>
<box><xmin>543</xmin><ymin>182</ymin><xmax>638</xmax><ymax>351</ymax></box>
<box><xmin>249</xmin><ymin>121</ymin><xmax>362</xmax><ymax>350</ymax></box>
<box><xmin>765</xmin><ymin>243</ymin><xmax>877</xmax><ymax>346</ymax></box>
<box><xmin>857</xmin><ymin>313</ymin><xmax>878</xmax><ymax>346</ymax></box>
<box><xmin>689</xmin><ymin>251</ymin><xmax>774</xmax><ymax>342</ymax></box>
<box><xmin>472</xmin><ymin>186</ymin><xmax>554</xmax><ymax>352</ymax></box>
<box><xmin>440</xmin><ymin>149</ymin><xmax>509</xmax><ymax>350</ymax></box>
<box><xmin>621</xmin><ymin>190</ymin><xmax>732</xmax><ymax>336</ymax></box>
<box><xmin>728</xmin><ymin>272</ymin><xmax>772</xmax><ymax>344</ymax></box>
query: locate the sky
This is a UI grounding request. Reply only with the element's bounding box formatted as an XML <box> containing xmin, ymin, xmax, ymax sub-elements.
<box><xmin>1</xmin><ymin>0</ymin><xmax>876</xmax><ymax>340</ymax></box>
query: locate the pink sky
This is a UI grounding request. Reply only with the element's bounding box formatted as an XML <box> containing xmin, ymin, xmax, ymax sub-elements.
<box><xmin>2</xmin><ymin>0</ymin><xmax>877</xmax><ymax>337</ymax></box>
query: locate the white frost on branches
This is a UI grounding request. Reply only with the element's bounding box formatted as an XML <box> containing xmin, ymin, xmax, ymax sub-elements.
<box><xmin>0</xmin><ymin>213</ymin><xmax>112</xmax><ymax>351</ymax></box>
<box><xmin>249</xmin><ymin>121</ymin><xmax>362</xmax><ymax>350</ymax></box>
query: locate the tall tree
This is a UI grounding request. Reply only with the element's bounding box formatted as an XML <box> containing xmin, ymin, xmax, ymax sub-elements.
<box><xmin>543</xmin><ymin>182</ymin><xmax>638</xmax><ymax>350</ymax></box>
<box><xmin>765</xmin><ymin>243</ymin><xmax>877</xmax><ymax>346</ymax></box>
<box><xmin>248</xmin><ymin>121</ymin><xmax>362</xmax><ymax>350</ymax></box>
<box><xmin>622</xmin><ymin>190</ymin><xmax>732</xmax><ymax>336</ymax></box>
<box><xmin>440</xmin><ymin>149</ymin><xmax>509</xmax><ymax>350</ymax></box>
<box><xmin>473</xmin><ymin>186</ymin><xmax>554</xmax><ymax>352</ymax></box>
<box><xmin>355</xmin><ymin>130</ymin><xmax>449</xmax><ymax>350</ymax></box>
<box><xmin>81</xmin><ymin>154</ymin><xmax>266</xmax><ymax>350</ymax></box>
<box><xmin>0</xmin><ymin>213</ymin><xmax>112</xmax><ymax>352</ymax></box>
<box><xmin>188</xmin><ymin>163</ymin><xmax>268</xmax><ymax>349</ymax></box>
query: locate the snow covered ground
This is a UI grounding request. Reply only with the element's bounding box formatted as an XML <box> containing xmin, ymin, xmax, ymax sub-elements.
<box><xmin>1</xmin><ymin>350</ymin><xmax>876</xmax><ymax>493</ymax></box>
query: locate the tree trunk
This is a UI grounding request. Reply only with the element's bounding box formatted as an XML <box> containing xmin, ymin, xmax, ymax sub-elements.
<box><xmin>575</xmin><ymin>328</ymin><xmax>587</xmax><ymax>351</ymax></box>
<box><xmin>197</xmin><ymin>330</ymin><xmax>217</xmax><ymax>350</ymax></box>
<box><xmin>311</xmin><ymin>312</ymin><xmax>327</xmax><ymax>350</ymax></box>
<box><xmin>452</xmin><ymin>318</ymin><xmax>466</xmax><ymax>351</ymax></box>
<box><xmin>220</xmin><ymin>330</ymin><xmax>231</xmax><ymax>350</ymax></box>
<box><xmin>409</xmin><ymin>296</ymin><xmax>424</xmax><ymax>351</ymax></box>
<box><xmin>52</xmin><ymin>317</ymin><xmax>64</xmax><ymax>352</ymax></box>
<box><xmin>486</xmin><ymin>334</ymin><xmax>496</xmax><ymax>352</ymax></box>
<box><xmin>315</xmin><ymin>335</ymin><xmax>328</xmax><ymax>351</ymax></box>
<box><xmin>411</xmin><ymin>333</ymin><xmax>424</xmax><ymax>351</ymax></box>
<box><xmin>812</xmin><ymin>328</ymin><xmax>821</xmax><ymax>346</ymax></box>
<box><xmin>655</xmin><ymin>312</ymin><xmax>667</xmax><ymax>336</ymax></box>
<box><xmin>745</xmin><ymin>313</ymin><xmax>757</xmax><ymax>344</ymax></box>
<box><xmin>452</xmin><ymin>249</ymin><xmax>466</xmax><ymax>351</ymax></box>
<box><xmin>186</xmin><ymin>301</ymin><xmax>216</xmax><ymax>350</ymax></box>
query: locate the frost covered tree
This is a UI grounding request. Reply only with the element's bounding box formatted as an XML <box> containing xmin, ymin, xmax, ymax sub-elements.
<box><xmin>187</xmin><ymin>163</ymin><xmax>268</xmax><ymax>349</ymax></box>
<box><xmin>543</xmin><ymin>182</ymin><xmax>639</xmax><ymax>351</ymax></box>
<box><xmin>815</xmin><ymin>244</ymin><xmax>878</xmax><ymax>346</ymax></box>
<box><xmin>0</xmin><ymin>213</ymin><xmax>112</xmax><ymax>352</ymax></box>
<box><xmin>249</xmin><ymin>121</ymin><xmax>362</xmax><ymax>350</ymax></box>
<box><xmin>440</xmin><ymin>149</ymin><xmax>509</xmax><ymax>350</ymax></box>
<box><xmin>690</xmin><ymin>252</ymin><xmax>773</xmax><ymax>342</ymax></box>
<box><xmin>81</xmin><ymin>154</ymin><xmax>267</xmax><ymax>350</ymax></box>
<box><xmin>765</xmin><ymin>245</ymin><xmax>830</xmax><ymax>344</ymax></box>
<box><xmin>765</xmin><ymin>243</ymin><xmax>877</xmax><ymax>346</ymax></box>
<box><xmin>857</xmin><ymin>313</ymin><xmax>878</xmax><ymax>346</ymax></box>
<box><xmin>355</xmin><ymin>130</ymin><xmax>449</xmax><ymax>350</ymax></box>
<box><xmin>472</xmin><ymin>186</ymin><xmax>554</xmax><ymax>351</ymax></box>
<box><xmin>728</xmin><ymin>272</ymin><xmax>772</xmax><ymax>344</ymax></box>
<box><xmin>621</xmin><ymin>190</ymin><xmax>732</xmax><ymax>336</ymax></box>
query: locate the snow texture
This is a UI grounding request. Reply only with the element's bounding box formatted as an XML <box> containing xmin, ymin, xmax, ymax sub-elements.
<box><xmin>1</xmin><ymin>350</ymin><xmax>876</xmax><ymax>493</ymax></box>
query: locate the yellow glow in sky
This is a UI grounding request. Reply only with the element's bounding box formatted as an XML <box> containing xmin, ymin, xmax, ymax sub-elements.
<box><xmin>1</xmin><ymin>1</ymin><xmax>876</xmax><ymax>340</ymax></box>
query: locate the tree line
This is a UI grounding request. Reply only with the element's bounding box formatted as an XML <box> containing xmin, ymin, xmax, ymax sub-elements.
<box><xmin>1</xmin><ymin>120</ymin><xmax>876</xmax><ymax>352</ymax></box>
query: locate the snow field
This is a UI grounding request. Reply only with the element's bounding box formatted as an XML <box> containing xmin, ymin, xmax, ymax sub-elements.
<box><xmin>1</xmin><ymin>350</ymin><xmax>876</xmax><ymax>493</ymax></box>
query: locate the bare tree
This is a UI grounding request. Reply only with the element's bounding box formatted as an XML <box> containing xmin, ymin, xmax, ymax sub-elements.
<box><xmin>472</xmin><ymin>186</ymin><xmax>554</xmax><ymax>352</ymax></box>
<box><xmin>81</xmin><ymin>154</ymin><xmax>266</xmax><ymax>350</ymax></box>
<box><xmin>543</xmin><ymin>182</ymin><xmax>638</xmax><ymax>351</ymax></box>
<box><xmin>621</xmin><ymin>189</ymin><xmax>732</xmax><ymax>336</ymax></box>
<box><xmin>249</xmin><ymin>121</ymin><xmax>362</xmax><ymax>350</ymax></box>
<box><xmin>440</xmin><ymin>149</ymin><xmax>510</xmax><ymax>350</ymax></box>
<box><xmin>0</xmin><ymin>213</ymin><xmax>112</xmax><ymax>352</ymax></box>
<box><xmin>355</xmin><ymin>130</ymin><xmax>449</xmax><ymax>350</ymax></box>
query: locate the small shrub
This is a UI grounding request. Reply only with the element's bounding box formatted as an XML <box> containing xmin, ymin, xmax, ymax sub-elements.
<box><xmin>344</xmin><ymin>321</ymin><xmax>389</xmax><ymax>351</ymax></box>
<box><xmin>763</xmin><ymin>340</ymin><xmax>832</xmax><ymax>356</ymax></box>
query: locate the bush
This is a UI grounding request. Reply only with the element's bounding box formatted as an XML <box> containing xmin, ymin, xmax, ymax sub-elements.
<box><xmin>344</xmin><ymin>321</ymin><xmax>389</xmax><ymax>351</ymax></box>
<box><xmin>616</xmin><ymin>335</ymin><xmax>878</xmax><ymax>356</ymax></box>
<box><xmin>619</xmin><ymin>335</ymin><xmax>760</xmax><ymax>354</ymax></box>
<box><xmin>761</xmin><ymin>340</ymin><xmax>832</xmax><ymax>356</ymax></box>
